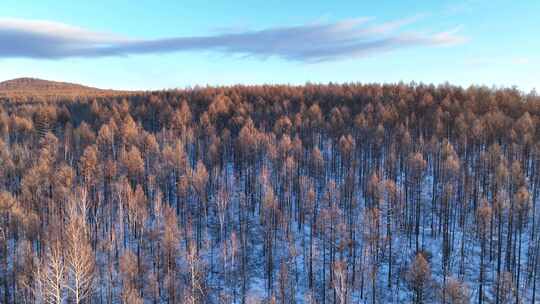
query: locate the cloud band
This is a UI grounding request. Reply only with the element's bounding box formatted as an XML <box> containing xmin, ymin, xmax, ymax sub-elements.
<box><xmin>0</xmin><ymin>17</ymin><xmax>466</xmax><ymax>62</ymax></box>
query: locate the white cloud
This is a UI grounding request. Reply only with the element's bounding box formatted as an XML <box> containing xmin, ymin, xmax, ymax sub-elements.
<box><xmin>0</xmin><ymin>17</ymin><xmax>467</xmax><ymax>62</ymax></box>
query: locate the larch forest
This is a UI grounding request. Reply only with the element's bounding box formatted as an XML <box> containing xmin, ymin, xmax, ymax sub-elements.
<box><xmin>1</xmin><ymin>82</ymin><xmax>540</xmax><ymax>304</ymax></box>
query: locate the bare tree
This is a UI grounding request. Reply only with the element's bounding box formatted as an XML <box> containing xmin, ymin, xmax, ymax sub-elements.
<box><xmin>64</xmin><ymin>195</ymin><xmax>96</xmax><ymax>304</ymax></box>
<box><xmin>38</xmin><ymin>242</ymin><xmax>66</xmax><ymax>304</ymax></box>
<box><xmin>187</xmin><ymin>240</ymin><xmax>205</xmax><ymax>304</ymax></box>
<box><xmin>332</xmin><ymin>260</ymin><xmax>348</xmax><ymax>304</ymax></box>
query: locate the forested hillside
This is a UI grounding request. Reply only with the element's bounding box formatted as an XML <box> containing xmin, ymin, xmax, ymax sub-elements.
<box><xmin>0</xmin><ymin>78</ymin><xmax>130</xmax><ymax>102</ymax></box>
<box><xmin>0</xmin><ymin>83</ymin><xmax>539</xmax><ymax>303</ymax></box>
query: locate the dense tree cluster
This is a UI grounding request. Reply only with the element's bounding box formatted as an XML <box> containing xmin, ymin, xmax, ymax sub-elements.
<box><xmin>0</xmin><ymin>83</ymin><xmax>539</xmax><ymax>303</ymax></box>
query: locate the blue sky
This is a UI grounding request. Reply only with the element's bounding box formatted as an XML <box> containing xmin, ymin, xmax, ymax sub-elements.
<box><xmin>0</xmin><ymin>0</ymin><xmax>538</xmax><ymax>91</ymax></box>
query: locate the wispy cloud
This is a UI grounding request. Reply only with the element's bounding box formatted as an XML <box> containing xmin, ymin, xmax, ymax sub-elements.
<box><xmin>0</xmin><ymin>17</ymin><xmax>467</xmax><ymax>62</ymax></box>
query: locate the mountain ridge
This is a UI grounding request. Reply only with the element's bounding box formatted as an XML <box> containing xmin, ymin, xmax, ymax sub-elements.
<box><xmin>0</xmin><ymin>77</ymin><xmax>131</xmax><ymax>101</ymax></box>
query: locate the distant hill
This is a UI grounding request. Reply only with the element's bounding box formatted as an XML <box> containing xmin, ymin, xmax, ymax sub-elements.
<box><xmin>0</xmin><ymin>78</ymin><xmax>131</xmax><ymax>101</ymax></box>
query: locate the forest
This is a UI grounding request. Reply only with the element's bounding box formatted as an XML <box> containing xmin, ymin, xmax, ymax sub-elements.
<box><xmin>0</xmin><ymin>83</ymin><xmax>539</xmax><ymax>303</ymax></box>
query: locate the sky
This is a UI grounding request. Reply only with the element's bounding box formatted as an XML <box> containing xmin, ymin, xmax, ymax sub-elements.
<box><xmin>0</xmin><ymin>0</ymin><xmax>538</xmax><ymax>91</ymax></box>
